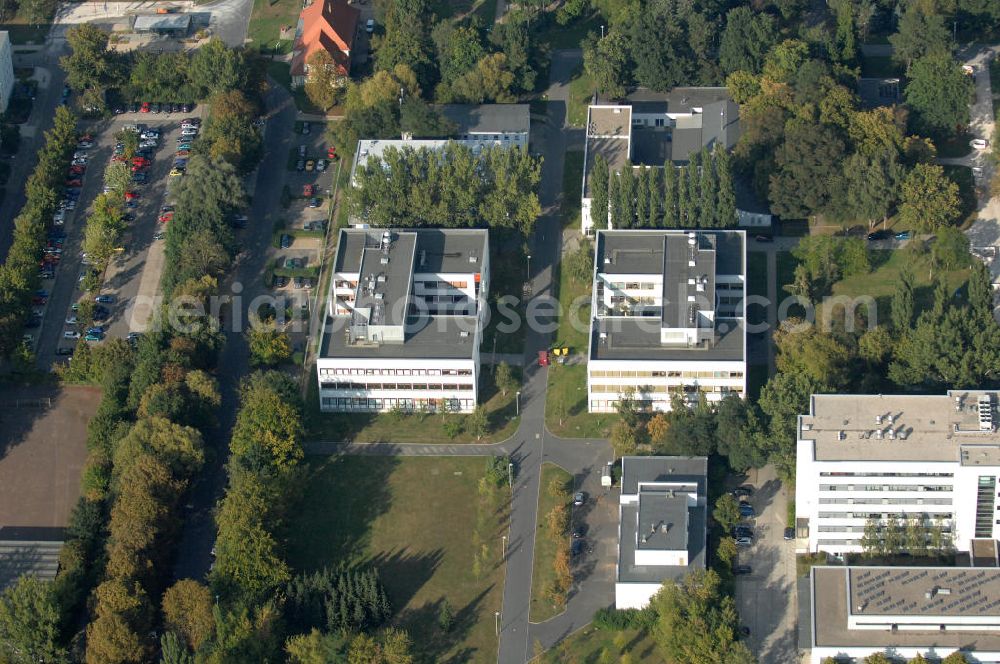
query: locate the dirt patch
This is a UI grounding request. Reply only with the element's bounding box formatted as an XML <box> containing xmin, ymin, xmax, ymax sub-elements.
<box><xmin>0</xmin><ymin>384</ymin><xmax>100</xmax><ymax>528</ymax></box>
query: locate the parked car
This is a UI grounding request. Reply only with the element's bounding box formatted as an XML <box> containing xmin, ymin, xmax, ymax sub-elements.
<box><xmin>735</xmin><ymin>536</ymin><xmax>754</xmax><ymax>547</ymax></box>
<box><xmin>284</xmin><ymin>257</ymin><xmax>303</xmax><ymax>269</ymax></box>
<box><xmin>570</xmin><ymin>539</ymin><xmax>585</xmax><ymax>556</ymax></box>
<box><xmin>867</xmin><ymin>229</ymin><xmax>891</xmax><ymax>241</ymax></box>
<box><xmin>151</xmin><ymin>102</ymin><xmax>162</xmax><ymax>113</ymax></box>
<box><xmin>894</xmin><ymin>231</ymin><xmax>912</xmax><ymax>240</ymax></box>
<box><xmin>739</xmin><ymin>503</ymin><xmax>756</xmax><ymax>518</ymax></box>
<box><xmin>304</xmin><ymin>220</ymin><xmax>326</xmax><ymax>231</ymax></box>
<box><xmin>732</xmin><ymin>525</ymin><xmax>753</xmax><ymax>538</ymax></box>
<box><xmin>296</xmin><ymin>159</ymin><xmax>305</xmax><ymax>171</ymax></box>
<box><xmin>65</xmin><ymin>179</ymin><xmax>82</xmax><ymax>187</ymax></box>
<box><xmin>84</xmin><ymin>333</ymin><xmax>103</xmax><ymax>342</ymax></box>
<box><xmin>301</xmin><ymin>122</ymin><xmax>310</xmax><ymax>135</ymax></box>
<box><xmin>305</xmin><ymin>159</ymin><xmax>315</xmax><ymax>172</ymax></box>
<box><xmin>153</xmin><ymin>232</ymin><xmax>165</xmax><ymax>240</ymax></box>
<box><xmin>169</xmin><ymin>168</ymin><xmax>183</xmax><ymax>177</ymax></box>
<box><xmin>181</xmin><ymin>103</ymin><xmax>194</xmax><ymax>113</ymax></box>
<box><xmin>180</xmin><ymin>128</ymin><xmax>198</xmax><ymax>136</ymax></box>
<box><xmin>366</xmin><ymin>18</ymin><xmax>375</xmax><ymax>32</ymax></box>
<box><xmin>280</xmin><ymin>234</ymin><xmax>292</xmax><ymax>249</ymax></box>
<box><xmin>971</xmin><ymin>138</ymin><xmax>989</xmax><ymax>150</ymax></box>
<box><xmin>66</xmin><ymin>316</ymin><xmax>77</xmax><ymax>325</ymax></box>
<box><xmin>733</xmin><ymin>485</ymin><xmax>753</xmax><ymax>498</ymax></box>
<box><xmin>734</xmin><ymin>565</ymin><xmax>752</xmax><ymax>575</ymax></box>
<box><xmin>133</xmin><ymin>172</ymin><xmax>148</xmax><ymax>183</ymax></box>
<box><xmin>231</xmin><ymin>214</ymin><xmax>248</xmax><ymax>228</ymax></box>
<box><xmin>308</xmin><ymin>197</ymin><xmax>321</xmax><ymax>208</ymax></box>
<box><xmin>273</xmin><ymin>275</ymin><xmax>288</xmax><ymax>288</ymax></box>
<box><xmin>63</xmin><ymin>331</ymin><xmax>81</xmax><ymax>339</ymax></box>
<box><xmin>95</xmin><ymin>295</ymin><xmax>116</xmax><ymax>304</ymax></box>
<box><xmin>298</xmin><ymin>144</ymin><xmax>307</xmax><ymax>157</ymax></box>
<box><xmin>160</xmin><ymin>205</ymin><xmax>174</xmax><ymax>213</ymax></box>
<box><xmin>140</xmin><ymin>102</ymin><xmax>151</xmax><ymax>113</ymax></box>
<box><xmin>316</xmin><ymin>159</ymin><xmax>327</xmax><ymax>171</ymax></box>
<box><xmin>56</xmin><ymin>347</ymin><xmax>74</xmax><ymax>356</ymax></box>
<box><xmin>158</xmin><ymin>212</ymin><xmax>174</xmax><ymax>223</ymax></box>
<box><xmin>303</xmin><ymin>183</ymin><xmax>315</xmax><ymax>197</ymax></box>
<box><xmin>176</xmin><ymin>143</ymin><xmax>192</xmax><ymax>151</ymax></box>
<box><xmin>783</xmin><ymin>527</ymin><xmax>796</xmax><ymax>541</ymax></box>
<box><xmin>573</xmin><ymin>491</ymin><xmax>586</xmax><ymax>506</ymax></box>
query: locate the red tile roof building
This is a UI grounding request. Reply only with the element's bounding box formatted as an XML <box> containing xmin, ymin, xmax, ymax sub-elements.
<box><xmin>290</xmin><ymin>0</ymin><xmax>360</xmax><ymax>87</ymax></box>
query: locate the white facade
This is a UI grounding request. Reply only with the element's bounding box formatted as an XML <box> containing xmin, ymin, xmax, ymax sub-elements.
<box><xmin>0</xmin><ymin>33</ymin><xmax>13</xmax><ymax>114</ymax></box>
<box><xmin>615</xmin><ymin>456</ymin><xmax>707</xmax><ymax>610</ymax></box>
<box><xmin>795</xmin><ymin>392</ymin><xmax>1000</xmax><ymax>556</ymax></box>
<box><xmin>316</xmin><ymin>228</ymin><xmax>489</xmax><ymax>414</ymax></box>
<box><xmin>587</xmin><ymin>230</ymin><xmax>746</xmax><ymax>414</ymax></box>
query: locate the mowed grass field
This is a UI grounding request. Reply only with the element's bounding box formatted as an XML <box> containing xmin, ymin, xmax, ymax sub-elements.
<box><xmin>286</xmin><ymin>456</ymin><xmax>510</xmax><ymax>663</ymax></box>
<box><xmin>540</xmin><ymin>626</ymin><xmax>661</xmax><ymax>663</ymax></box>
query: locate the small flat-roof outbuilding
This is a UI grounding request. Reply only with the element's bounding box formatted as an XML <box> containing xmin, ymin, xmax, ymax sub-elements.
<box><xmin>132</xmin><ymin>13</ymin><xmax>191</xmax><ymax>34</ymax></box>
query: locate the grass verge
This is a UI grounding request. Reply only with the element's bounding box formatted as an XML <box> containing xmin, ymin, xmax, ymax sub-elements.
<box><xmin>286</xmin><ymin>456</ymin><xmax>509</xmax><ymax>663</ymax></box>
<box><xmin>303</xmin><ymin>364</ymin><xmax>521</xmax><ymax>443</ymax></box>
<box><xmin>546</xmin><ymin>363</ymin><xmax>613</xmax><ymax>438</ymax></box>
<box><xmin>539</xmin><ymin>626</ymin><xmax>661</xmax><ymax>662</ymax></box>
<box><xmin>561</xmin><ymin>149</ymin><xmax>584</xmax><ymax>229</ymax></box>
<box><xmin>529</xmin><ymin>463</ymin><xmax>573</xmax><ymax>622</ymax></box>
<box><xmin>567</xmin><ymin>67</ymin><xmax>594</xmax><ymax>128</ymax></box>
<box><xmin>247</xmin><ymin>0</ymin><xmax>299</xmax><ymax>53</ymax></box>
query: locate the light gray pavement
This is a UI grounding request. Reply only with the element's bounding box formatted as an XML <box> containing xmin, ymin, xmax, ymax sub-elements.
<box><xmin>735</xmin><ymin>464</ymin><xmax>799</xmax><ymax>663</ymax></box>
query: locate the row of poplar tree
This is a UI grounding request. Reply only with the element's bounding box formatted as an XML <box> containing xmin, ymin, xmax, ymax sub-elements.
<box><xmin>589</xmin><ymin>144</ymin><xmax>738</xmax><ymax>230</ymax></box>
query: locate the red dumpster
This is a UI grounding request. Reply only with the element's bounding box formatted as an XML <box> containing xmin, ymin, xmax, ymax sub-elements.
<box><xmin>538</xmin><ymin>350</ymin><xmax>549</xmax><ymax>366</ymax></box>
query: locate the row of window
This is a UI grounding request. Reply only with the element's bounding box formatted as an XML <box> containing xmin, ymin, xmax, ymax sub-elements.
<box><xmin>818</xmin><ymin>512</ymin><xmax>954</xmax><ymax>519</ymax></box>
<box><xmin>319</xmin><ymin>368</ymin><xmax>473</xmax><ymax>377</ymax></box>
<box><xmin>817</xmin><ymin>525</ymin><xmax>952</xmax><ymax>534</ymax></box>
<box><xmin>320</xmin><ymin>382</ymin><xmax>474</xmax><ymax>392</ymax></box>
<box><xmin>320</xmin><ymin>397</ymin><xmax>474</xmax><ymax>411</ymax></box>
<box><xmin>819</xmin><ymin>498</ymin><xmax>953</xmax><ymax>506</ymax></box>
<box><xmin>819</xmin><ymin>484</ymin><xmax>952</xmax><ymax>493</ymax></box>
<box><xmin>589</xmin><ymin>370</ymin><xmax>744</xmax><ymax>379</ymax></box>
<box><xmin>590</xmin><ymin>384</ymin><xmax>736</xmax><ymax>394</ymax></box>
<box><xmin>588</xmin><ymin>393</ymin><xmax>737</xmax><ymax>410</ymax></box>
<box><xmin>819</xmin><ymin>472</ymin><xmax>955</xmax><ymax>478</ymax></box>
<box><xmin>415</xmin><ymin>280</ymin><xmax>469</xmax><ymax>290</ymax></box>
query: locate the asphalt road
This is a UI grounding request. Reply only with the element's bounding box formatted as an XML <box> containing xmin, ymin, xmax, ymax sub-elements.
<box><xmin>172</xmin><ymin>81</ymin><xmax>298</xmax><ymax>581</ymax></box>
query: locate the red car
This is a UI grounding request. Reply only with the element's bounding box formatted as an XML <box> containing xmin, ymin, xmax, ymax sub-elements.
<box><xmin>175</xmin><ymin>150</ymin><xmax>189</xmax><ymax>158</ymax></box>
<box><xmin>124</xmin><ymin>191</ymin><xmax>139</xmax><ymax>200</ymax></box>
<box><xmin>65</xmin><ymin>178</ymin><xmax>82</xmax><ymax>187</ymax></box>
<box><xmin>131</xmin><ymin>156</ymin><xmax>149</xmax><ymax>167</ymax></box>
<box><xmin>158</xmin><ymin>212</ymin><xmax>173</xmax><ymax>223</ymax></box>
<box><xmin>303</xmin><ymin>184</ymin><xmax>314</xmax><ymax>197</ymax></box>
<box><xmin>130</xmin><ymin>164</ymin><xmax>147</xmax><ymax>173</ymax></box>
<box><xmin>31</xmin><ymin>296</ymin><xmax>46</xmax><ymax>305</ymax></box>
<box><xmin>327</xmin><ymin>146</ymin><xmax>336</xmax><ymax>159</ymax></box>
<box><xmin>68</xmin><ymin>166</ymin><xmax>85</xmax><ymax>175</ymax></box>
<box><xmin>140</xmin><ymin>102</ymin><xmax>151</xmax><ymax>113</ymax></box>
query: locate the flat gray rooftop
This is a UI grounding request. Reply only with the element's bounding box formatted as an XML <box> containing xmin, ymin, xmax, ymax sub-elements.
<box><xmin>619</xmin><ymin>502</ymin><xmax>705</xmax><ymax>583</ymax></box>
<box><xmin>621</xmin><ymin>456</ymin><xmax>707</xmax><ymax>497</ymax></box>
<box><xmin>583</xmin><ymin>137</ymin><xmax>630</xmax><ymax>197</ymax></box>
<box><xmin>321</xmin><ymin>314</ymin><xmax>479</xmax><ymax>359</ymax></box>
<box><xmin>596</xmin><ymin>230</ymin><xmax>745</xmax><ymax>277</ymax></box>
<box><xmin>440</xmin><ymin>104</ymin><xmax>530</xmax><ymax>135</ymax></box>
<box><xmin>0</xmin><ymin>526</ymin><xmax>64</xmax><ymax>590</ymax></box>
<box><xmin>588</xmin><ymin>105</ymin><xmax>631</xmax><ymax>137</ymax></box>
<box><xmin>812</xmin><ymin>567</ymin><xmax>1000</xmax><ymax>650</ymax></box>
<box><xmin>801</xmin><ymin>391</ymin><xmax>1000</xmax><ymax>464</ymax></box>
<box><xmin>631</xmin><ymin>126</ymin><xmax>672</xmax><ymax>166</ymax></box>
<box><xmin>334</xmin><ymin>228</ymin><xmax>488</xmax><ymax>275</ymax></box>
<box><xmin>636</xmin><ymin>491</ymin><xmax>689</xmax><ymax>551</ymax></box>
<box><xmin>591</xmin><ymin>314</ymin><xmax>744</xmax><ymax>361</ymax></box>
<box><xmin>849</xmin><ymin>567</ymin><xmax>1000</xmax><ymax>618</ymax></box>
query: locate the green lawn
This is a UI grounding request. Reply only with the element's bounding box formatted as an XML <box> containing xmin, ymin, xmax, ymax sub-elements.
<box><xmin>546</xmin><ymin>363</ymin><xmax>613</xmax><ymax>438</ymax></box>
<box><xmin>567</xmin><ymin>68</ymin><xmax>594</xmax><ymax>128</ymax></box>
<box><xmin>287</xmin><ymin>456</ymin><xmax>509</xmax><ymax>663</ymax></box>
<box><xmin>304</xmin><ymin>365</ymin><xmax>521</xmax><ymax>443</ymax></box>
<box><xmin>561</xmin><ymin>150</ymin><xmax>584</xmax><ymax>229</ymax></box>
<box><xmin>551</xmin><ymin>244</ymin><xmax>592</xmax><ymax>355</ymax></box>
<box><xmin>831</xmin><ymin>248</ymin><xmax>971</xmax><ymax>315</ymax></box>
<box><xmin>529</xmin><ymin>463</ymin><xmax>573</xmax><ymax>623</ymax></box>
<box><xmin>481</xmin><ymin>229</ymin><xmax>528</xmax><ymax>356</ymax></box>
<box><xmin>539</xmin><ymin>626</ymin><xmax>661</xmax><ymax>663</ymax></box>
<box><xmin>247</xmin><ymin>0</ymin><xmax>299</xmax><ymax>53</ymax></box>
<box><xmin>536</xmin><ymin>12</ymin><xmax>603</xmax><ymax>49</ymax></box>
<box><xmin>746</xmin><ymin>251</ymin><xmax>767</xmax><ymax>327</ymax></box>
<box><xmin>942</xmin><ymin>165</ymin><xmax>978</xmax><ymax>226</ymax></box>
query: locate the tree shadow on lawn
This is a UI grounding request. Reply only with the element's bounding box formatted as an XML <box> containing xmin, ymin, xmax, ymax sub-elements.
<box><xmin>285</xmin><ymin>455</ymin><xmax>400</xmax><ymax>570</ymax></box>
<box><xmin>365</xmin><ymin>546</ymin><xmax>445</xmax><ymax>616</ymax></box>
<box><xmin>396</xmin><ymin>584</ymin><xmax>495</xmax><ymax>664</ymax></box>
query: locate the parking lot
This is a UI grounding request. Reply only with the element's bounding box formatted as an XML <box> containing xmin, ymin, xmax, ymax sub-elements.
<box><xmin>269</xmin><ymin>120</ymin><xmax>336</xmax><ymax>349</ymax></box>
<box><xmin>32</xmin><ymin>106</ymin><xmax>203</xmax><ymax>366</ymax></box>
<box><xmin>733</xmin><ymin>466</ymin><xmax>799</xmax><ymax>662</ymax></box>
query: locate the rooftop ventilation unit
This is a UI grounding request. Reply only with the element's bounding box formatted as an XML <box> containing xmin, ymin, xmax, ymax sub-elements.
<box><xmin>875</xmin><ymin>429</ymin><xmax>883</xmax><ymax>440</ymax></box>
<box><xmin>876</xmin><ymin>414</ymin><xmax>883</xmax><ymax>425</ymax></box>
<box><xmin>888</xmin><ymin>428</ymin><xmax>895</xmax><ymax>440</ymax></box>
<box><xmin>469</xmin><ymin>255</ymin><xmax>477</xmax><ymax>263</ymax></box>
<box><xmin>459</xmin><ymin>331</ymin><xmax>469</xmax><ymax>338</ymax></box>
<box><xmin>838</xmin><ymin>431</ymin><xmax>846</xmax><ymax>441</ymax></box>
<box><xmin>956</xmin><ymin>396</ymin><xmax>963</xmax><ymax>411</ymax></box>
<box><xmin>380</xmin><ymin>256</ymin><xmax>389</xmax><ymax>265</ymax></box>
<box><xmin>978</xmin><ymin>394</ymin><xmax>993</xmax><ymax>431</ymax></box>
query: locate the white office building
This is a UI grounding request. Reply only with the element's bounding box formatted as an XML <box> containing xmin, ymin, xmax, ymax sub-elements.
<box><xmin>586</xmin><ymin>229</ymin><xmax>746</xmax><ymax>414</ymax></box>
<box><xmin>581</xmin><ymin>89</ymin><xmax>741</xmax><ymax>234</ymax></box>
<box><xmin>351</xmin><ymin>104</ymin><xmax>530</xmax><ymax>185</ymax></box>
<box><xmin>806</xmin><ymin>565</ymin><xmax>1000</xmax><ymax>664</ymax></box>
<box><xmin>616</xmin><ymin>456</ymin><xmax>707</xmax><ymax>609</ymax></box>
<box><xmin>316</xmin><ymin>228</ymin><xmax>489</xmax><ymax>414</ymax></box>
<box><xmin>0</xmin><ymin>32</ymin><xmax>13</xmax><ymax>114</ymax></box>
<box><xmin>795</xmin><ymin>391</ymin><xmax>1000</xmax><ymax>556</ymax></box>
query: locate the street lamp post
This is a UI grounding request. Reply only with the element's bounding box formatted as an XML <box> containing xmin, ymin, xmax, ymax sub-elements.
<box><xmin>508</xmin><ymin>462</ymin><xmax>514</xmax><ymax>489</ymax></box>
<box><xmin>502</xmin><ymin>534</ymin><xmax>507</xmax><ymax>558</ymax></box>
<box><xmin>495</xmin><ymin>611</ymin><xmax>501</xmax><ymax>636</ymax></box>
<box><xmin>515</xmin><ymin>390</ymin><xmax>521</xmax><ymax>416</ymax></box>
<box><xmin>526</xmin><ymin>254</ymin><xmax>532</xmax><ymax>280</ymax></box>
<box><xmin>600</xmin><ymin>24</ymin><xmax>605</xmax><ymax>39</ymax></box>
